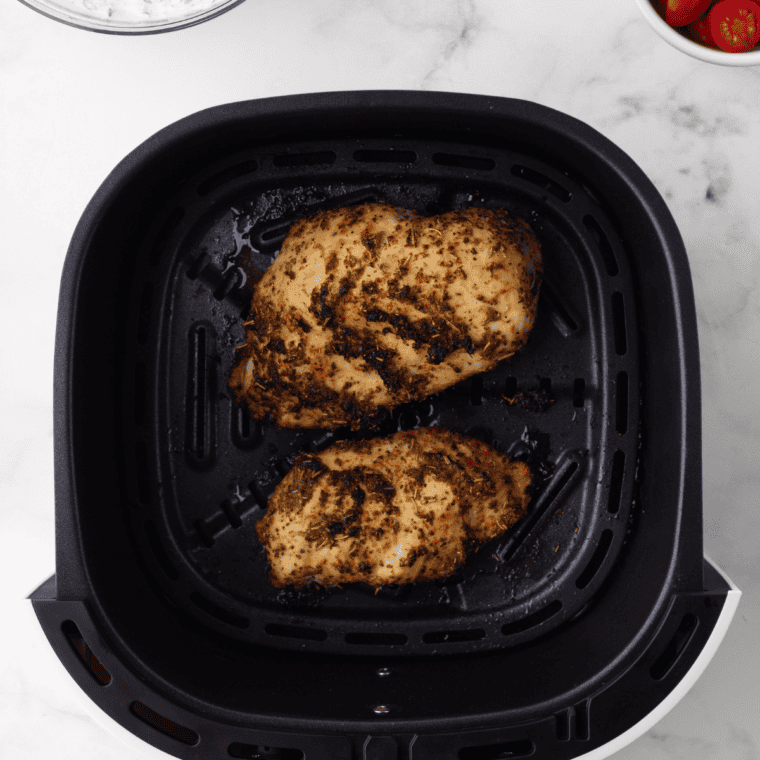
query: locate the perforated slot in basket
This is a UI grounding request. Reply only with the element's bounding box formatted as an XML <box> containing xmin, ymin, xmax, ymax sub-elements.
<box><xmin>61</xmin><ymin>620</ymin><xmax>112</xmax><ymax>686</ymax></box>
<box><xmin>432</xmin><ymin>152</ymin><xmax>495</xmax><ymax>171</ymax></box>
<box><xmin>649</xmin><ymin>613</ymin><xmax>699</xmax><ymax>680</ymax></box>
<box><xmin>501</xmin><ymin>600</ymin><xmax>562</xmax><ymax>636</ymax></box>
<box><xmin>265</xmin><ymin>623</ymin><xmax>328</xmax><ymax>642</ymax></box>
<box><xmin>576</xmin><ymin>529</ymin><xmax>614</xmax><ymax>590</ymax></box>
<box><xmin>354</xmin><ymin>149</ymin><xmax>417</xmax><ymax>163</ymax></box>
<box><xmin>130</xmin><ymin>701</ymin><xmax>199</xmax><ymax>746</ymax></box>
<box><xmin>273</xmin><ymin>151</ymin><xmax>336</xmax><ymax>167</ymax></box>
<box><xmin>511</xmin><ymin>164</ymin><xmax>571</xmax><ymax>203</ymax></box>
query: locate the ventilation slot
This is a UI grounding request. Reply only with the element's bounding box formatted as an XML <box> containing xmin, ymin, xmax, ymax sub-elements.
<box><xmin>240</xmin><ymin>407</ymin><xmax>251</xmax><ymax>437</ymax></box>
<box><xmin>260</xmin><ymin>223</ymin><xmax>291</xmax><ymax>244</ymax></box>
<box><xmin>265</xmin><ymin>623</ymin><xmax>328</xmax><ymax>642</ymax></box>
<box><xmin>133</xmin><ymin>363</ymin><xmax>147</xmax><ymax>424</ymax></box>
<box><xmin>576</xmin><ymin>529</ymin><xmax>614</xmax><ymax>589</ymax></box>
<box><xmin>650</xmin><ymin>613</ymin><xmax>699</xmax><ymax>680</ymax></box>
<box><xmin>541</xmin><ymin>461</ymin><xmax>579</xmax><ymax>510</ymax></box>
<box><xmin>398</xmin><ymin>407</ymin><xmax>422</xmax><ymax>430</ymax></box>
<box><xmin>354</xmin><ymin>149</ymin><xmax>417</xmax><ymax>163</ymax></box>
<box><xmin>574</xmin><ymin>700</ymin><xmax>590</xmax><ymax>741</ymax></box>
<box><xmin>149</xmin><ymin>207</ymin><xmax>185</xmax><ymax>265</ymax></box>
<box><xmin>232</xmin><ymin>404</ymin><xmax>259</xmax><ymax>448</ymax></box>
<box><xmin>273</xmin><ymin>151</ymin><xmax>336</xmax><ymax>167</ymax></box>
<box><xmin>459</xmin><ymin>739</ymin><xmax>534</xmax><ymax>759</ymax></box>
<box><xmin>213</xmin><ymin>270</ymin><xmax>239</xmax><ymax>301</ymax></box>
<box><xmin>184</xmin><ymin>253</ymin><xmax>251</xmax><ymax>313</ymax></box>
<box><xmin>345</xmin><ymin>632</ymin><xmax>408</xmax><ymax>646</ymax></box>
<box><xmin>616</xmin><ymin>372</ymin><xmax>628</xmax><ymax>434</ymax></box>
<box><xmin>612</xmin><ymin>292</ymin><xmax>627</xmax><ymax>355</ymax></box>
<box><xmin>130</xmin><ymin>701</ymin><xmax>199</xmax><ymax>746</ymax></box>
<box><xmin>197</xmin><ymin>159</ymin><xmax>258</xmax><ymax>196</ymax></box>
<box><xmin>573</xmin><ymin>378</ymin><xmax>585</xmax><ymax>408</ymax></box>
<box><xmin>583</xmin><ymin>215</ymin><xmax>619</xmax><ymax>276</ymax></box>
<box><xmin>136</xmin><ymin>282</ymin><xmax>153</xmax><ymax>345</ymax></box>
<box><xmin>186</xmin><ymin>323</ymin><xmax>216</xmax><ymax>470</ymax></box>
<box><xmin>501</xmin><ymin>599</ymin><xmax>562</xmax><ymax>636</ymax></box>
<box><xmin>61</xmin><ymin>620</ymin><xmax>112</xmax><ymax>685</ymax></box>
<box><xmin>220</xmin><ymin>499</ymin><xmax>242</xmax><ymax>529</ymax></box>
<box><xmin>470</xmin><ymin>375</ymin><xmax>483</xmax><ymax>405</ymax></box>
<box><xmin>190</xmin><ymin>592</ymin><xmax>249</xmax><ymax>629</ymax></box>
<box><xmin>539</xmin><ymin>462</ymin><xmax>578</xmax><ymax>507</ymax></box>
<box><xmin>252</xmin><ymin>190</ymin><xmax>379</xmax><ymax>250</ymax></box>
<box><xmin>423</xmin><ymin>628</ymin><xmax>485</xmax><ymax>644</ymax></box>
<box><xmin>505</xmin><ymin>376</ymin><xmax>518</xmax><ymax>398</ymax></box>
<box><xmin>229</xmin><ymin>743</ymin><xmax>304</xmax><ymax>760</ymax></box>
<box><xmin>608</xmin><ymin>451</ymin><xmax>625</xmax><ymax>514</ymax></box>
<box><xmin>248</xmin><ymin>480</ymin><xmax>269</xmax><ymax>510</ymax></box>
<box><xmin>194</xmin><ymin>518</ymin><xmax>215</xmax><ymax>548</ymax></box>
<box><xmin>511</xmin><ymin>164</ymin><xmax>571</xmax><ymax>202</ymax></box>
<box><xmin>186</xmin><ymin>250</ymin><xmax>210</xmax><ymax>280</ymax></box>
<box><xmin>432</xmin><ymin>152</ymin><xmax>495</xmax><ymax>171</ymax></box>
<box><xmin>555</xmin><ymin>709</ymin><xmax>570</xmax><ymax>741</ymax></box>
<box><xmin>308</xmin><ymin>432</ymin><xmax>337</xmax><ymax>453</ymax></box>
<box><xmin>539</xmin><ymin>282</ymin><xmax>577</xmax><ymax>336</ymax></box>
<box><xmin>498</xmin><ymin>461</ymin><xmax>579</xmax><ymax>564</ymax></box>
<box><xmin>134</xmin><ymin>441</ymin><xmax>150</xmax><ymax>504</ymax></box>
<box><xmin>144</xmin><ymin>520</ymin><xmax>179</xmax><ymax>580</ymax></box>
<box><xmin>435</xmin><ymin>572</ymin><xmax>465</xmax><ymax>587</ymax></box>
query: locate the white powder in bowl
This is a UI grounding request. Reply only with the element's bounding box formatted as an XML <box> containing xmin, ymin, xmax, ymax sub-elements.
<box><xmin>61</xmin><ymin>0</ymin><xmax>230</xmax><ymax>23</ymax></box>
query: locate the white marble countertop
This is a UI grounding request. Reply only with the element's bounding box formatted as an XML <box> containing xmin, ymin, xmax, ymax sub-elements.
<box><xmin>1</xmin><ymin>0</ymin><xmax>758</xmax><ymax>758</ymax></box>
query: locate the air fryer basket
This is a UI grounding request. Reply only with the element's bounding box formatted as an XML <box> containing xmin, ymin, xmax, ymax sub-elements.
<box><xmin>31</xmin><ymin>92</ymin><xmax>734</xmax><ymax>760</ymax></box>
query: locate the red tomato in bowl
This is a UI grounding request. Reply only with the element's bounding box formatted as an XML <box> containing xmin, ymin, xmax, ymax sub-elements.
<box><xmin>666</xmin><ymin>0</ymin><xmax>715</xmax><ymax>26</ymax></box>
<box><xmin>651</xmin><ymin>0</ymin><xmax>668</xmax><ymax>21</ymax></box>
<box><xmin>687</xmin><ymin>13</ymin><xmax>719</xmax><ymax>46</ymax></box>
<box><xmin>708</xmin><ymin>0</ymin><xmax>760</xmax><ymax>51</ymax></box>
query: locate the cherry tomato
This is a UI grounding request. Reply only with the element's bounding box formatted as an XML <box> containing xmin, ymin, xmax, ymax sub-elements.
<box><xmin>708</xmin><ymin>0</ymin><xmax>760</xmax><ymax>50</ymax></box>
<box><xmin>686</xmin><ymin>13</ymin><xmax>719</xmax><ymax>46</ymax></box>
<box><xmin>651</xmin><ymin>0</ymin><xmax>667</xmax><ymax>21</ymax></box>
<box><xmin>666</xmin><ymin>0</ymin><xmax>715</xmax><ymax>27</ymax></box>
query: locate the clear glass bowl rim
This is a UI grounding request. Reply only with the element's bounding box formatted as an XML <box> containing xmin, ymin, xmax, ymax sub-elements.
<box><xmin>16</xmin><ymin>0</ymin><xmax>247</xmax><ymax>34</ymax></box>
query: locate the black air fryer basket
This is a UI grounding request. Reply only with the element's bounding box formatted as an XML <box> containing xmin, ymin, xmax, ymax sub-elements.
<box><xmin>30</xmin><ymin>91</ymin><xmax>740</xmax><ymax>760</ymax></box>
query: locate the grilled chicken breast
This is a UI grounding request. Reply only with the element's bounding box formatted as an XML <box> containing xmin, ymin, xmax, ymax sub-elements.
<box><xmin>255</xmin><ymin>426</ymin><xmax>532</xmax><ymax>590</ymax></box>
<box><xmin>230</xmin><ymin>202</ymin><xmax>542</xmax><ymax>431</ymax></box>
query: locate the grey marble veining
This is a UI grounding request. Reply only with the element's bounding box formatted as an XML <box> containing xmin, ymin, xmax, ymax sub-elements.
<box><xmin>1</xmin><ymin>0</ymin><xmax>757</xmax><ymax>757</ymax></box>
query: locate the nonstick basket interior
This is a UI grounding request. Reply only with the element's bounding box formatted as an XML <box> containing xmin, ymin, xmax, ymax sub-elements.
<box><xmin>115</xmin><ymin>131</ymin><xmax>642</xmax><ymax>658</ymax></box>
<box><xmin>52</xmin><ymin>93</ymin><xmax>706</xmax><ymax>737</ymax></box>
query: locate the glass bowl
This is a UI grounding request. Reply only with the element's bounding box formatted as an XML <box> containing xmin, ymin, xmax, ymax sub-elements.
<box><xmin>17</xmin><ymin>0</ymin><xmax>246</xmax><ymax>34</ymax></box>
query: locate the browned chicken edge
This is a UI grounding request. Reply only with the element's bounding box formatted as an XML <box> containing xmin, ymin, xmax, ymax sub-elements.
<box><xmin>255</xmin><ymin>426</ymin><xmax>533</xmax><ymax>590</ymax></box>
<box><xmin>230</xmin><ymin>202</ymin><xmax>542</xmax><ymax>431</ymax></box>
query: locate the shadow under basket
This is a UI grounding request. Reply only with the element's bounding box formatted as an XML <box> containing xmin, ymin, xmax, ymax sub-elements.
<box><xmin>31</xmin><ymin>91</ymin><xmax>738</xmax><ymax>760</ymax></box>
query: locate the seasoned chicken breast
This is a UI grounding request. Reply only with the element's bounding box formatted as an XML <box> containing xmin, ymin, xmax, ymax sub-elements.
<box><xmin>230</xmin><ymin>202</ymin><xmax>542</xmax><ymax>431</ymax></box>
<box><xmin>255</xmin><ymin>426</ymin><xmax>532</xmax><ymax>590</ymax></box>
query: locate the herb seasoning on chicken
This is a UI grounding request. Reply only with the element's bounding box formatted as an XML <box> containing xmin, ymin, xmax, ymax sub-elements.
<box><xmin>230</xmin><ymin>202</ymin><xmax>542</xmax><ymax>431</ymax></box>
<box><xmin>255</xmin><ymin>426</ymin><xmax>532</xmax><ymax>590</ymax></box>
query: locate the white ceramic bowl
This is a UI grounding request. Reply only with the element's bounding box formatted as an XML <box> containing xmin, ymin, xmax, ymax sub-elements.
<box><xmin>17</xmin><ymin>0</ymin><xmax>246</xmax><ymax>34</ymax></box>
<box><xmin>636</xmin><ymin>0</ymin><xmax>760</xmax><ymax>66</ymax></box>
